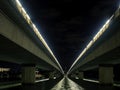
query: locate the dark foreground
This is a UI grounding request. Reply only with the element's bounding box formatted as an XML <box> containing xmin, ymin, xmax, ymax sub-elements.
<box><xmin>1</xmin><ymin>77</ymin><xmax>120</xmax><ymax>90</ymax></box>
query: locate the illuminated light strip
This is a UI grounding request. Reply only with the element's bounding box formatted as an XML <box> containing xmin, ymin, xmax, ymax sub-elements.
<box><xmin>15</xmin><ymin>0</ymin><xmax>64</xmax><ymax>74</ymax></box>
<box><xmin>0</xmin><ymin>68</ymin><xmax>10</xmax><ymax>72</ymax></box>
<box><xmin>16</xmin><ymin>0</ymin><xmax>22</xmax><ymax>7</ymax></box>
<box><xmin>114</xmin><ymin>84</ymin><xmax>120</xmax><ymax>87</ymax></box>
<box><xmin>68</xmin><ymin>12</ymin><xmax>115</xmax><ymax>74</ymax></box>
<box><xmin>0</xmin><ymin>83</ymin><xmax>21</xmax><ymax>89</ymax></box>
<box><xmin>84</xmin><ymin>78</ymin><xmax>120</xmax><ymax>86</ymax></box>
<box><xmin>35</xmin><ymin>78</ymin><xmax>49</xmax><ymax>83</ymax></box>
<box><xmin>83</xmin><ymin>78</ymin><xmax>99</xmax><ymax>83</ymax></box>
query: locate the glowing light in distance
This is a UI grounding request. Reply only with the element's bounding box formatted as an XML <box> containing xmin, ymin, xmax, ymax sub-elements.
<box><xmin>0</xmin><ymin>68</ymin><xmax>10</xmax><ymax>72</ymax></box>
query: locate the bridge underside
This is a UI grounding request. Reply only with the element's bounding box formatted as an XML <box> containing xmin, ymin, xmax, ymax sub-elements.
<box><xmin>0</xmin><ymin>34</ymin><xmax>54</xmax><ymax>71</ymax></box>
<box><xmin>76</xmin><ymin>46</ymin><xmax>120</xmax><ymax>71</ymax></box>
<box><xmin>71</xmin><ymin>16</ymin><xmax>120</xmax><ymax>72</ymax></box>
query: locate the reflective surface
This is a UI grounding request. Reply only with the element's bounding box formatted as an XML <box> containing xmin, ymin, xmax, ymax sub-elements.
<box><xmin>51</xmin><ymin>76</ymin><xmax>84</xmax><ymax>90</ymax></box>
<box><xmin>2</xmin><ymin>77</ymin><xmax>120</xmax><ymax>90</ymax></box>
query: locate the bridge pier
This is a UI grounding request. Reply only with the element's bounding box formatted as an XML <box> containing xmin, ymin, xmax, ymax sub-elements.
<box><xmin>99</xmin><ymin>64</ymin><xmax>113</xmax><ymax>85</ymax></box>
<box><xmin>22</xmin><ymin>64</ymin><xmax>36</xmax><ymax>84</ymax></box>
<box><xmin>49</xmin><ymin>71</ymin><xmax>56</xmax><ymax>79</ymax></box>
<box><xmin>78</xmin><ymin>71</ymin><xmax>84</xmax><ymax>79</ymax></box>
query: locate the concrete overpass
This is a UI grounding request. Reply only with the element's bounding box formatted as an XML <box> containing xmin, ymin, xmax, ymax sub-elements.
<box><xmin>68</xmin><ymin>7</ymin><xmax>120</xmax><ymax>84</ymax></box>
<box><xmin>1</xmin><ymin>0</ymin><xmax>120</xmax><ymax>86</ymax></box>
<box><xmin>0</xmin><ymin>0</ymin><xmax>63</xmax><ymax>84</ymax></box>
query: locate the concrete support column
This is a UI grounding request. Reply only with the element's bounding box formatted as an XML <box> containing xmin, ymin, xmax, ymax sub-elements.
<box><xmin>49</xmin><ymin>72</ymin><xmax>54</xmax><ymax>79</ymax></box>
<box><xmin>78</xmin><ymin>72</ymin><xmax>84</xmax><ymax>79</ymax></box>
<box><xmin>22</xmin><ymin>64</ymin><xmax>36</xmax><ymax>84</ymax></box>
<box><xmin>99</xmin><ymin>64</ymin><xmax>113</xmax><ymax>85</ymax></box>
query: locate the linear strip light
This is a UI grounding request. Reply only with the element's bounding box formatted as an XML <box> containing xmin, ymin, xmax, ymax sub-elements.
<box><xmin>15</xmin><ymin>0</ymin><xmax>64</xmax><ymax>74</ymax></box>
<box><xmin>68</xmin><ymin>11</ymin><xmax>115</xmax><ymax>74</ymax></box>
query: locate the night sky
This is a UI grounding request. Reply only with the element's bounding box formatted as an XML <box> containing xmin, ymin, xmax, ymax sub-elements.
<box><xmin>20</xmin><ymin>0</ymin><xmax>118</xmax><ymax>71</ymax></box>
